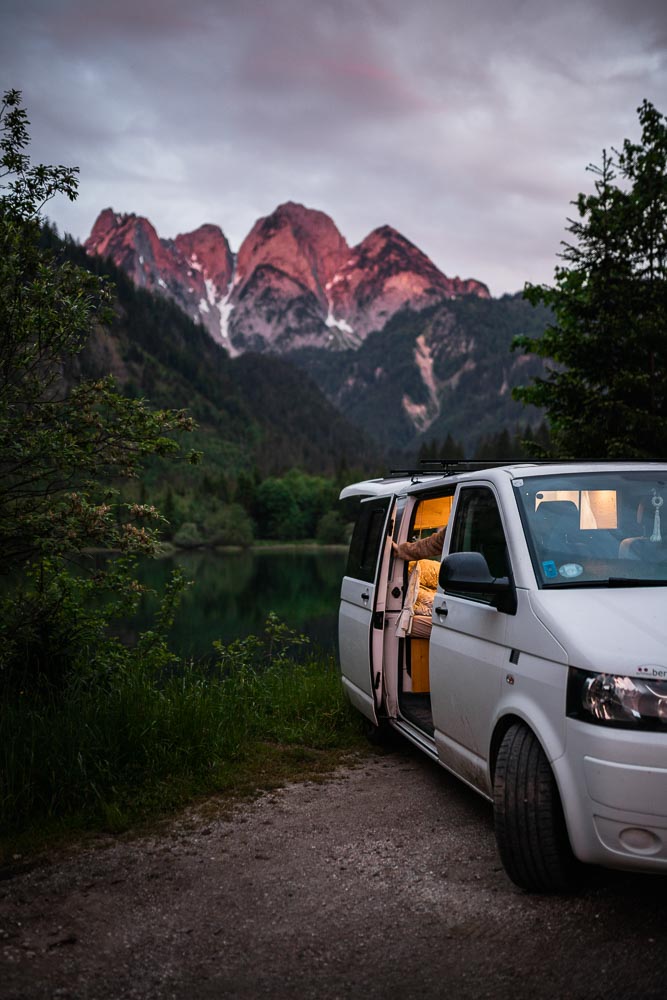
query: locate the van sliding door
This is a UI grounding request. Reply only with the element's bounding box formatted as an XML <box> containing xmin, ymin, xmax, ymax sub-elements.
<box><xmin>339</xmin><ymin>495</ymin><xmax>396</xmax><ymax>724</ymax></box>
<box><xmin>430</xmin><ymin>484</ymin><xmax>509</xmax><ymax>795</ymax></box>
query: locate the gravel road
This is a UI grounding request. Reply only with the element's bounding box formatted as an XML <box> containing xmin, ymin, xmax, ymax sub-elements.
<box><xmin>2</xmin><ymin>742</ymin><xmax>667</xmax><ymax>1000</ymax></box>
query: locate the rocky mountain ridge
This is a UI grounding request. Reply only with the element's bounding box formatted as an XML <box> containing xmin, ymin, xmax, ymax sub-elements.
<box><xmin>85</xmin><ymin>202</ymin><xmax>489</xmax><ymax>355</ymax></box>
<box><xmin>290</xmin><ymin>294</ymin><xmax>548</xmax><ymax>452</ymax></box>
<box><xmin>83</xmin><ymin>204</ymin><xmax>546</xmax><ymax>452</ymax></box>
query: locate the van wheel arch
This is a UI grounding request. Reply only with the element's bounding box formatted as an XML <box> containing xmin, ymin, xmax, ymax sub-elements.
<box><xmin>489</xmin><ymin>714</ymin><xmax>525</xmax><ymax>784</ymax></box>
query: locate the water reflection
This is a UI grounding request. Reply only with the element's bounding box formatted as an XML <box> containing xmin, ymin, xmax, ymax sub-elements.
<box><xmin>131</xmin><ymin>548</ymin><xmax>347</xmax><ymax>660</ymax></box>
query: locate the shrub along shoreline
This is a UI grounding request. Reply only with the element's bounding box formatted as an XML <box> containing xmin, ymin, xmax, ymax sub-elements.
<box><xmin>0</xmin><ymin>616</ymin><xmax>365</xmax><ymax>864</ymax></box>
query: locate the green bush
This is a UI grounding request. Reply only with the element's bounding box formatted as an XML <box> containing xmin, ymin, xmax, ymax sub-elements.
<box><xmin>0</xmin><ymin>560</ymin><xmax>186</xmax><ymax>695</ymax></box>
<box><xmin>316</xmin><ymin>510</ymin><xmax>349</xmax><ymax>544</ymax></box>
<box><xmin>173</xmin><ymin>521</ymin><xmax>203</xmax><ymax>548</ymax></box>
<box><xmin>0</xmin><ymin>616</ymin><xmax>361</xmax><ymax>841</ymax></box>
<box><xmin>202</xmin><ymin>503</ymin><xmax>254</xmax><ymax>547</ymax></box>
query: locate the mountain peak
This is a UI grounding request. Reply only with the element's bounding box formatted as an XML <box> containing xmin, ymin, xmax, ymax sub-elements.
<box><xmin>85</xmin><ymin>203</ymin><xmax>490</xmax><ymax>354</ymax></box>
<box><xmin>85</xmin><ymin>209</ymin><xmax>235</xmax><ymax>347</ymax></box>
<box><xmin>323</xmin><ymin>223</ymin><xmax>489</xmax><ymax>339</ymax></box>
<box><xmin>85</xmin><ymin>209</ymin><xmax>173</xmax><ymax>278</ymax></box>
<box><xmin>365</xmin><ymin>223</ymin><xmax>412</xmax><ymax>242</ymax></box>
<box><xmin>172</xmin><ymin>224</ymin><xmax>233</xmax><ymax>290</ymax></box>
<box><xmin>234</xmin><ymin>201</ymin><xmax>349</xmax><ymax>305</ymax></box>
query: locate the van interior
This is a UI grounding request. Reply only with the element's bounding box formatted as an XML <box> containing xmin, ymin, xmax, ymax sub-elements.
<box><xmin>397</xmin><ymin>495</ymin><xmax>452</xmax><ymax>735</ymax></box>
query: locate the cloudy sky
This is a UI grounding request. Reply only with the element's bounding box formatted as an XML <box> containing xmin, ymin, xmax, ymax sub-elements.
<box><xmin>2</xmin><ymin>0</ymin><xmax>666</xmax><ymax>295</ymax></box>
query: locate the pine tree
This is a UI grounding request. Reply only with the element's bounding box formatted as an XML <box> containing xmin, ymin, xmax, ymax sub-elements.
<box><xmin>513</xmin><ymin>101</ymin><xmax>667</xmax><ymax>458</ymax></box>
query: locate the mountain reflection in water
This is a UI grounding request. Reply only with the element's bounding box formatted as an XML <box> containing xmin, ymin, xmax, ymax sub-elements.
<box><xmin>127</xmin><ymin>548</ymin><xmax>347</xmax><ymax>661</ymax></box>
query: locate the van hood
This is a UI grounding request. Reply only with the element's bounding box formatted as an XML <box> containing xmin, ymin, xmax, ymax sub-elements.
<box><xmin>528</xmin><ymin>587</ymin><xmax>667</xmax><ymax>675</ymax></box>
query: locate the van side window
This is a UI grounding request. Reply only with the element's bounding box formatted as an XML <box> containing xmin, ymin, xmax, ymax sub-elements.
<box><xmin>449</xmin><ymin>487</ymin><xmax>511</xmax><ymax>602</ymax></box>
<box><xmin>346</xmin><ymin>499</ymin><xmax>391</xmax><ymax>582</ymax></box>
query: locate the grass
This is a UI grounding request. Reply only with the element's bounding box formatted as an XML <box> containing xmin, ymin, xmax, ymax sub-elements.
<box><xmin>0</xmin><ymin>626</ymin><xmax>368</xmax><ymax>864</ymax></box>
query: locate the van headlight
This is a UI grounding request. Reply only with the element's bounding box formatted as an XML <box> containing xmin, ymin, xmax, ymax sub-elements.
<box><xmin>568</xmin><ymin>668</ymin><xmax>667</xmax><ymax>729</ymax></box>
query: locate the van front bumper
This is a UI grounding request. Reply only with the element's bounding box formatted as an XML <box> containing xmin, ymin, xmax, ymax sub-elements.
<box><xmin>556</xmin><ymin>719</ymin><xmax>667</xmax><ymax>870</ymax></box>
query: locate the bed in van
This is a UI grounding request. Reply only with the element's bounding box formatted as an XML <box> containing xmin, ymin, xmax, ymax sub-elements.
<box><xmin>338</xmin><ymin>461</ymin><xmax>667</xmax><ymax>892</ymax></box>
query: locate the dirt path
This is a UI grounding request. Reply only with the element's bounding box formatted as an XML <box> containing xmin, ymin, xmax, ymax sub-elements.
<box><xmin>2</xmin><ymin>744</ymin><xmax>667</xmax><ymax>1000</ymax></box>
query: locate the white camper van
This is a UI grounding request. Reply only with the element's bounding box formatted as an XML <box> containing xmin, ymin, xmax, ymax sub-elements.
<box><xmin>338</xmin><ymin>462</ymin><xmax>667</xmax><ymax>892</ymax></box>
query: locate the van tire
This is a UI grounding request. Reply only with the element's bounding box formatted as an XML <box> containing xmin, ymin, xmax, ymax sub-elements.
<box><xmin>361</xmin><ymin>716</ymin><xmax>393</xmax><ymax>746</ymax></box>
<box><xmin>493</xmin><ymin>723</ymin><xmax>578</xmax><ymax>893</ymax></box>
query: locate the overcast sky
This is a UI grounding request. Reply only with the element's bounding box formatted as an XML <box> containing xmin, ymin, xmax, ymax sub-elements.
<box><xmin>2</xmin><ymin>0</ymin><xmax>666</xmax><ymax>296</ymax></box>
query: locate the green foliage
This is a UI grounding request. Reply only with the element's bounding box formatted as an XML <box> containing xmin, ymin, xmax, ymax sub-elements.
<box><xmin>172</xmin><ymin>521</ymin><xmax>204</xmax><ymax>548</ymax></box>
<box><xmin>0</xmin><ymin>616</ymin><xmax>361</xmax><ymax>841</ymax></box>
<box><xmin>0</xmin><ymin>89</ymin><xmax>78</xmax><ymax>220</ymax></box>
<box><xmin>201</xmin><ymin>503</ymin><xmax>254</xmax><ymax>547</ymax></box>
<box><xmin>254</xmin><ymin>478</ymin><xmax>304</xmax><ymax>539</ymax></box>
<box><xmin>417</xmin><ymin>432</ymin><xmax>465</xmax><ymax>462</ymax></box>
<box><xmin>0</xmin><ymin>556</ymin><xmax>188</xmax><ymax>692</ymax></box>
<box><xmin>412</xmin><ymin>422</ymin><xmax>551</xmax><ymax>465</ymax></box>
<box><xmin>253</xmin><ymin>469</ymin><xmax>338</xmax><ymax>540</ymax></box>
<box><xmin>0</xmin><ymin>88</ymin><xmax>199</xmax><ymax>698</ymax></box>
<box><xmin>514</xmin><ymin>100</ymin><xmax>667</xmax><ymax>458</ymax></box>
<box><xmin>472</xmin><ymin>421</ymin><xmax>552</xmax><ymax>461</ymax></box>
<box><xmin>316</xmin><ymin>510</ymin><xmax>349</xmax><ymax>544</ymax></box>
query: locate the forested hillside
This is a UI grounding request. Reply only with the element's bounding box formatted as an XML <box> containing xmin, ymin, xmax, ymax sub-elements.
<box><xmin>290</xmin><ymin>294</ymin><xmax>549</xmax><ymax>454</ymax></box>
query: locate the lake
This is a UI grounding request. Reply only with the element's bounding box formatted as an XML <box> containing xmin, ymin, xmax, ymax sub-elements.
<box><xmin>127</xmin><ymin>547</ymin><xmax>348</xmax><ymax>661</ymax></box>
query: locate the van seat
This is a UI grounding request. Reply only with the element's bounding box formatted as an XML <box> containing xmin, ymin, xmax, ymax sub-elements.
<box><xmin>536</xmin><ymin>500</ymin><xmax>581</xmax><ymax>555</ymax></box>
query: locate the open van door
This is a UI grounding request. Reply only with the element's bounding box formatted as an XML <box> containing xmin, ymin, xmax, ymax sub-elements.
<box><xmin>339</xmin><ymin>494</ymin><xmax>396</xmax><ymax>724</ymax></box>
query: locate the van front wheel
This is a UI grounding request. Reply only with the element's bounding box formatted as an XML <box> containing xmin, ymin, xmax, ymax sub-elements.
<box><xmin>493</xmin><ymin>723</ymin><xmax>578</xmax><ymax>893</ymax></box>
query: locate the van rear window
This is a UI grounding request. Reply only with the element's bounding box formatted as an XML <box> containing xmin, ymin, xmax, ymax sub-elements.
<box><xmin>346</xmin><ymin>498</ymin><xmax>391</xmax><ymax>582</ymax></box>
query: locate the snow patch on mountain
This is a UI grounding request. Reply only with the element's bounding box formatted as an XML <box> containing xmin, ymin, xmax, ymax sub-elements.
<box><xmin>325</xmin><ymin>309</ymin><xmax>353</xmax><ymax>335</ymax></box>
<box><xmin>217</xmin><ymin>294</ymin><xmax>236</xmax><ymax>351</ymax></box>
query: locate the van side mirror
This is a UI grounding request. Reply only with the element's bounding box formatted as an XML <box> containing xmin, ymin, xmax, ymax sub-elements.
<box><xmin>439</xmin><ymin>552</ymin><xmax>517</xmax><ymax>614</ymax></box>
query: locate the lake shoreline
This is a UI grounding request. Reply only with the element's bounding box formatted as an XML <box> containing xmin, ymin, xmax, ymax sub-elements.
<box><xmin>84</xmin><ymin>541</ymin><xmax>349</xmax><ymax>557</ymax></box>
<box><xmin>167</xmin><ymin>541</ymin><xmax>349</xmax><ymax>555</ymax></box>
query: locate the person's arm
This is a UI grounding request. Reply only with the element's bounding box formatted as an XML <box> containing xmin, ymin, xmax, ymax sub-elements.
<box><xmin>392</xmin><ymin>525</ymin><xmax>446</xmax><ymax>561</ymax></box>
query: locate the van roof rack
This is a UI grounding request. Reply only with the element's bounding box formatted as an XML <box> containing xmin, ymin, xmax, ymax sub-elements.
<box><xmin>389</xmin><ymin>459</ymin><xmax>516</xmax><ymax>481</ymax></box>
<box><xmin>389</xmin><ymin>457</ymin><xmax>667</xmax><ymax>483</ymax></box>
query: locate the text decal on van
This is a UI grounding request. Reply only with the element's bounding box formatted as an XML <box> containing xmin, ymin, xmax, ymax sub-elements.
<box><xmin>637</xmin><ymin>665</ymin><xmax>667</xmax><ymax>678</ymax></box>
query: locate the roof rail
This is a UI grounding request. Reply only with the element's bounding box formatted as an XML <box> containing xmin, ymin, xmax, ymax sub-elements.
<box><xmin>388</xmin><ymin>457</ymin><xmax>667</xmax><ymax>484</ymax></box>
<box><xmin>419</xmin><ymin>459</ymin><xmax>514</xmax><ymax>474</ymax></box>
<box><xmin>389</xmin><ymin>459</ymin><xmax>517</xmax><ymax>481</ymax></box>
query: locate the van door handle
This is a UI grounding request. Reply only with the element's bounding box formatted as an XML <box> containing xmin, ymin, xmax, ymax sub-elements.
<box><xmin>435</xmin><ymin>605</ymin><xmax>448</xmax><ymax>617</ymax></box>
<box><xmin>361</xmin><ymin>591</ymin><xmax>370</xmax><ymax>602</ymax></box>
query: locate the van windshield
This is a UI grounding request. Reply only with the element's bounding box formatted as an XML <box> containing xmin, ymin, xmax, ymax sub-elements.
<box><xmin>513</xmin><ymin>470</ymin><xmax>667</xmax><ymax>587</ymax></box>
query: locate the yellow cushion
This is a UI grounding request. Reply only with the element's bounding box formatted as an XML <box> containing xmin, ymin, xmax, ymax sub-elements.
<box><xmin>418</xmin><ymin>559</ymin><xmax>440</xmax><ymax>591</ymax></box>
<box><xmin>414</xmin><ymin>588</ymin><xmax>434</xmax><ymax>614</ymax></box>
